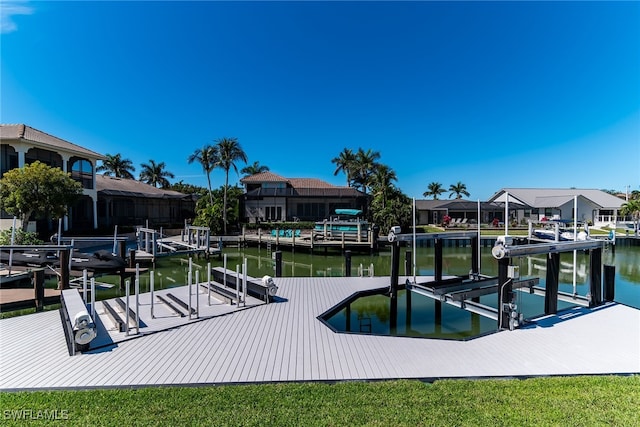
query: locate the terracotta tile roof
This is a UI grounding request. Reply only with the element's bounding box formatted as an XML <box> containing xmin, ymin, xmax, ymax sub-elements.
<box><xmin>288</xmin><ymin>178</ymin><xmax>338</xmax><ymax>189</ymax></box>
<box><xmin>97</xmin><ymin>175</ymin><xmax>193</xmax><ymax>199</ymax></box>
<box><xmin>240</xmin><ymin>171</ymin><xmax>288</xmax><ymax>183</ymax></box>
<box><xmin>0</xmin><ymin>124</ymin><xmax>104</xmax><ymax>160</ymax></box>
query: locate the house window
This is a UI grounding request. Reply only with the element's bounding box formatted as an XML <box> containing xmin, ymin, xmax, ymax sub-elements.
<box><xmin>1</xmin><ymin>145</ymin><xmax>18</xmax><ymax>177</ymax></box>
<box><xmin>25</xmin><ymin>148</ymin><xmax>62</xmax><ymax>169</ymax></box>
<box><xmin>70</xmin><ymin>158</ymin><xmax>93</xmax><ymax>189</ymax></box>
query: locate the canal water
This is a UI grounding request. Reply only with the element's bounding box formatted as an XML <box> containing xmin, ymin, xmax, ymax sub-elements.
<box><xmin>57</xmin><ymin>240</ymin><xmax>636</xmax><ymax>339</ymax></box>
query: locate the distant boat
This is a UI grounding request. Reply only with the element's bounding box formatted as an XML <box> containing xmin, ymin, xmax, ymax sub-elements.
<box><xmin>532</xmin><ymin>220</ymin><xmax>589</xmax><ymax>242</ymax></box>
<box><xmin>314</xmin><ymin>209</ymin><xmax>369</xmax><ymax>240</ymax></box>
<box><xmin>1</xmin><ymin>249</ymin><xmax>125</xmax><ymax>273</ymax></box>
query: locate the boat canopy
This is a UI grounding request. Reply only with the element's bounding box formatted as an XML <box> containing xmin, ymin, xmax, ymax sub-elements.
<box><xmin>335</xmin><ymin>209</ymin><xmax>362</xmax><ymax>216</ymax></box>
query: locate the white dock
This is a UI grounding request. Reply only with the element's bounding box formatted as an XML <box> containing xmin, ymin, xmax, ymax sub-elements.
<box><xmin>0</xmin><ymin>276</ymin><xmax>638</xmax><ymax>390</ymax></box>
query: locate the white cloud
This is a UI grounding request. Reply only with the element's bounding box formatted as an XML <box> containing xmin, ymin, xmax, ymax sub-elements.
<box><xmin>1</xmin><ymin>0</ymin><xmax>33</xmax><ymax>34</ymax></box>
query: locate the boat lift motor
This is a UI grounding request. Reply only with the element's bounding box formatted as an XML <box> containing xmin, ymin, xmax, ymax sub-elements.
<box><xmin>61</xmin><ymin>289</ymin><xmax>97</xmax><ymax>353</ymax></box>
<box><xmin>262</xmin><ymin>275</ymin><xmax>279</xmax><ymax>296</ymax></box>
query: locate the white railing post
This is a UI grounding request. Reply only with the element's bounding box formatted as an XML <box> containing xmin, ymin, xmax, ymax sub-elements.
<box><xmin>125</xmin><ymin>279</ymin><xmax>130</xmax><ymax>336</ymax></box>
<box><xmin>90</xmin><ymin>277</ymin><xmax>95</xmax><ymax>319</ymax></box>
<box><xmin>82</xmin><ymin>269</ymin><xmax>88</xmax><ymax>304</ymax></box>
<box><xmin>188</xmin><ymin>258</ymin><xmax>193</xmax><ymax>320</ymax></box>
<box><xmin>207</xmin><ymin>262</ymin><xmax>211</xmax><ymax>306</ymax></box>
<box><xmin>195</xmin><ymin>269</ymin><xmax>200</xmax><ymax>318</ymax></box>
<box><xmin>150</xmin><ymin>270</ymin><xmax>155</xmax><ymax>319</ymax></box>
<box><xmin>243</xmin><ymin>258</ymin><xmax>248</xmax><ymax>306</ymax></box>
<box><xmin>236</xmin><ymin>264</ymin><xmax>240</xmax><ymax>305</ymax></box>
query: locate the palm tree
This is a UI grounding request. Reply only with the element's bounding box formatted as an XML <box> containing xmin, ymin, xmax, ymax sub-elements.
<box><xmin>188</xmin><ymin>145</ymin><xmax>218</xmax><ymax>205</ymax></box>
<box><xmin>448</xmin><ymin>181</ymin><xmax>470</xmax><ymax>199</ymax></box>
<box><xmin>370</xmin><ymin>164</ymin><xmax>397</xmax><ymax>209</ymax></box>
<box><xmin>331</xmin><ymin>148</ymin><xmax>356</xmax><ymax>187</ymax></box>
<box><xmin>423</xmin><ymin>182</ymin><xmax>445</xmax><ymax>200</ymax></box>
<box><xmin>139</xmin><ymin>160</ymin><xmax>175</xmax><ymax>188</ymax></box>
<box><xmin>620</xmin><ymin>199</ymin><xmax>640</xmax><ymax>235</ymax></box>
<box><xmin>240</xmin><ymin>161</ymin><xmax>269</xmax><ymax>177</ymax></box>
<box><xmin>352</xmin><ymin>148</ymin><xmax>381</xmax><ymax>194</ymax></box>
<box><xmin>96</xmin><ymin>153</ymin><xmax>135</xmax><ymax>179</ymax></box>
<box><xmin>214</xmin><ymin>137</ymin><xmax>247</xmax><ymax>234</ymax></box>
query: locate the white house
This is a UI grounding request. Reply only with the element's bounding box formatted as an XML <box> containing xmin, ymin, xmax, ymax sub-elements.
<box><xmin>1</xmin><ymin>124</ymin><xmax>104</xmax><ymax>232</ymax></box>
<box><xmin>487</xmin><ymin>188</ymin><xmax>627</xmax><ymax>226</ymax></box>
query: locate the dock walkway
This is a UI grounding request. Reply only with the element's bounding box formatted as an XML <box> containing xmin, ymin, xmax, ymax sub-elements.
<box><xmin>1</xmin><ymin>276</ymin><xmax>638</xmax><ymax>390</ymax></box>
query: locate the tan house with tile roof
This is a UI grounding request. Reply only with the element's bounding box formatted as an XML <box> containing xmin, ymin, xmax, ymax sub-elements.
<box><xmin>240</xmin><ymin>172</ymin><xmax>367</xmax><ymax>223</ymax></box>
<box><xmin>1</xmin><ymin>124</ymin><xmax>104</xmax><ymax>232</ymax></box>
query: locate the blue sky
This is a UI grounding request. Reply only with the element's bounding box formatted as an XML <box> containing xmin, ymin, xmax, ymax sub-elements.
<box><xmin>2</xmin><ymin>1</ymin><xmax>639</xmax><ymax>200</ymax></box>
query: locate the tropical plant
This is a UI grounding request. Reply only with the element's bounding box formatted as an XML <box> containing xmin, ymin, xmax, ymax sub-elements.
<box><xmin>0</xmin><ymin>228</ymin><xmax>44</xmax><ymax>245</ymax></box>
<box><xmin>0</xmin><ymin>161</ymin><xmax>83</xmax><ymax>231</ymax></box>
<box><xmin>188</xmin><ymin>144</ymin><xmax>218</xmax><ymax>205</ymax></box>
<box><xmin>423</xmin><ymin>182</ymin><xmax>445</xmax><ymax>200</ymax></box>
<box><xmin>193</xmin><ymin>186</ymin><xmax>243</xmax><ymax>235</ymax></box>
<box><xmin>139</xmin><ymin>160</ymin><xmax>175</xmax><ymax>188</ymax></box>
<box><xmin>369</xmin><ymin>164</ymin><xmax>398</xmax><ymax>209</ymax></box>
<box><xmin>370</xmin><ymin>186</ymin><xmax>412</xmax><ymax>234</ymax></box>
<box><xmin>169</xmin><ymin>180</ymin><xmax>207</xmax><ymax>195</ymax></box>
<box><xmin>351</xmin><ymin>148</ymin><xmax>381</xmax><ymax>194</ymax></box>
<box><xmin>448</xmin><ymin>181</ymin><xmax>470</xmax><ymax>199</ymax></box>
<box><xmin>96</xmin><ymin>153</ymin><xmax>135</xmax><ymax>179</ymax></box>
<box><xmin>331</xmin><ymin>148</ymin><xmax>356</xmax><ymax>187</ymax></box>
<box><xmin>620</xmin><ymin>199</ymin><xmax>640</xmax><ymax>235</ymax></box>
<box><xmin>214</xmin><ymin>137</ymin><xmax>247</xmax><ymax>234</ymax></box>
<box><xmin>240</xmin><ymin>161</ymin><xmax>269</xmax><ymax>177</ymax></box>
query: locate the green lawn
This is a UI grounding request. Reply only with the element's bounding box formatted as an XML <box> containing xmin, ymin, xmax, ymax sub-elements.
<box><xmin>1</xmin><ymin>376</ymin><xmax>638</xmax><ymax>426</ymax></box>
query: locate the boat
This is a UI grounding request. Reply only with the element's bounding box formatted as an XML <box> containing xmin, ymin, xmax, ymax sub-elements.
<box><xmin>0</xmin><ymin>250</ymin><xmax>58</xmax><ymax>268</ymax></box>
<box><xmin>314</xmin><ymin>209</ymin><xmax>369</xmax><ymax>240</ymax></box>
<box><xmin>1</xmin><ymin>249</ymin><xmax>126</xmax><ymax>274</ymax></box>
<box><xmin>531</xmin><ymin>219</ymin><xmax>589</xmax><ymax>242</ymax></box>
<box><xmin>63</xmin><ymin>250</ymin><xmax>126</xmax><ymax>273</ymax></box>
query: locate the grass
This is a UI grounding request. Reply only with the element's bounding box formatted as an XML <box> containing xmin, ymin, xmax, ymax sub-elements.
<box><xmin>1</xmin><ymin>376</ymin><xmax>638</xmax><ymax>426</ymax></box>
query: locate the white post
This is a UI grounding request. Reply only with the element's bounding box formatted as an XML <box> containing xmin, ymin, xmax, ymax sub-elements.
<box><xmin>82</xmin><ymin>269</ymin><xmax>88</xmax><ymax>304</ymax></box>
<box><xmin>8</xmin><ymin>217</ymin><xmax>16</xmax><ymax>275</ymax></box>
<box><xmin>243</xmin><ymin>258</ymin><xmax>248</xmax><ymax>306</ymax></box>
<box><xmin>412</xmin><ymin>197</ymin><xmax>417</xmax><ymax>284</ymax></box>
<box><xmin>90</xmin><ymin>277</ymin><xmax>96</xmax><ymax>320</ymax></box>
<box><xmin>135</xmin><ymin>275</ymin><xmax>140</xmax><ymax>334</ymax></box>
<box><xmin>125</xmin><ymin>279</ymin><xmax>130</xmax><ymax>336</ymax></box>
<box><xmin>235</xmin><ymin>264</ymin><xmax>240</xmax><ymax>305</ymax></box>
<box><xmin>195</xmin><ymin>269</ymin><xmax>200</xmax><ymax>318</ymax></box>
<box><xmin>150</xmin><ymin>270</ymin><xmax>155</xmax><ymax>319</ymax></box>
<box><xmin>207</xmin><ymin>262</ymin><xmax>211</xmax><ymax>306</ymax></box>
<box><xmin>69</xmin><ymin>239</ymin><xmax>75</xmax><ymax>271</ymax></box>
<box><xmin>370</xmin><ymin>263</ymin><xmax>374</xmax><ymax>278</ymax></box>
<box><xmin>477</xmin><ymin>199</ymin><xmax>481</xmax><ymax>273</ymax></box>
<box><xmin>223</xmin><ymin>254</ymin><xmax>228</xmax><ymax>288</ymax></box>
<box><xmin>112</xmin><ymin>225</ymin><xmax>118</xmax><ymax>255</ymax></box>
<box><xmin>505</xmin><ymin>191</ymin><xmax>509</xmax><ymax>236</ymax></box>
<box><xmin>573</xmin><ymin>196</ymin><xmax>578</xmax><ymax>295</ymax></box>
<box><xmin>57</xmin><ymin>218</ymin><xmax>62</xmax><ymax>246</ymax></box>
<box><xmin>188</xmin><ymin>258</ymin><xmax>193</xmax><ymax>319</ymax></box>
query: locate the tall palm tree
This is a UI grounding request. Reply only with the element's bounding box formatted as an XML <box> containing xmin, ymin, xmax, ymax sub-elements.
<box><xmin>423</xmin><ymin>182</ymin><xmax>445</xmax><ymax>200</ymax></box>
<box><xmin>96</xmin><ymin>153</ymin><xmax>135</xmax><ymax>179</ymax></box>
<box><xmin>139</xmin><ymin>160</ymin><xmax>175</xmax><ymax>188</ymax></box>
<box><xmin>448</xmin><ymin>181</ymin><xmax>470</xmax><ymax>199</ymax></box>
<box><xmin>370</xmin><ymin>164</ymin><xmax>397</xmax><ymax>209</ymax></box>
<box><xmin>214</xmin><ymin>137</ymin><xmax>247</xmax><ymax>234</ymax></box>
<box><xmin>188</xmin><ymin>144</ymin><xmax>218</xmax><ymax>205</ymax></box>
<box><xmin>240</xmin><ymin>161</ymin><xmax>269</xmax><ymax>177</ymax></box>
<box><xmin>352</xmin><ymin>148</ymin><xmax>381</xmax><ymax>194</ymax></box>
<box><xmin>331</xmin><ymin>148</ymin><xmax>356</xmax><ymax>187</ymax></box>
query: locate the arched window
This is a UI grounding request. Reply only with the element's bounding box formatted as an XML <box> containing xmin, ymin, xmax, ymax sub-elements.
<box><xmin>25</xmin><ymin>148</ymin><xmax>62</xmax><ymax>168</ymax></box>
<box><xmin>70</xmin><ymin>157</ymin><xmax>93</xmax><ymax>189</ymax></box>
<box><xmin>1</xmin><ymin>145</ymin><xmax>18</xmax><ymax>177</ymax></box>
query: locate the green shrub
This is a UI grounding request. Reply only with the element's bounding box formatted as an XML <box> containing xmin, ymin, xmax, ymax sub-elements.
<box><xmin>0</xmin><ymin>228</ymin><xmax>45</xmax><ymax>245</ymax></box>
